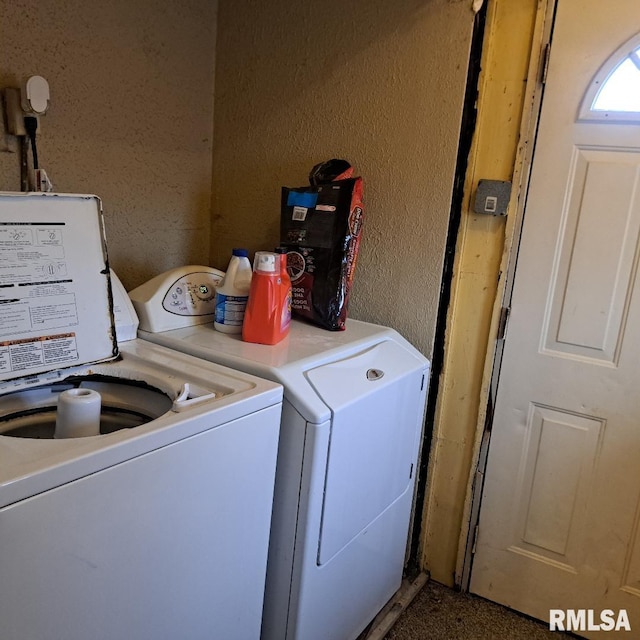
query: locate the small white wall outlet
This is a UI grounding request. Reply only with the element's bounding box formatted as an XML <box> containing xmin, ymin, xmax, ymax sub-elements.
<box><xmin>22</xmin><ymin>76</ymin><xmax>50</xmax><ymax>115</ymax></box>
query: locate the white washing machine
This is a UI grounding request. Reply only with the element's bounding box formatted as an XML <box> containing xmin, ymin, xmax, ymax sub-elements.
<box><xmin>0</xmin><ymin>194</ymin><xmax>283</xmax><ymax>640</ymax></box>
<box><xmin>131</xmin><ymin>268</ymin><xmax>430</xmax><ymax>640</ymax></box>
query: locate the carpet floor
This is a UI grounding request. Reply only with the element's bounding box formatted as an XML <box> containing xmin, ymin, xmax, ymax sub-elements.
<box><xmin>384</xmin><ymin>580</ymin><xmax>575</xmax><ymax>640</ymax></box>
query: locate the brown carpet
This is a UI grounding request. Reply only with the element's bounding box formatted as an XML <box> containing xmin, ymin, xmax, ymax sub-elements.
<box><xmin>384</xmin><ymin>580</ymin><xmax>575</xmax><ymax>640</ymax></box>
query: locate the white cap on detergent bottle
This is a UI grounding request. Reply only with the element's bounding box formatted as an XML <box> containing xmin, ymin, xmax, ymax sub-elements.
<box><xmin>254</xmin><ymin>251</ymin><xmax>278</xmax><ymax>273</ymax></box>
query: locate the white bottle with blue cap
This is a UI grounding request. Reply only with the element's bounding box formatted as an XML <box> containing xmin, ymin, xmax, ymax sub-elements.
<box><xmin>214</xmin><ymin>248</ymin><xmax>252</xmax><ymax>334</ymax></box>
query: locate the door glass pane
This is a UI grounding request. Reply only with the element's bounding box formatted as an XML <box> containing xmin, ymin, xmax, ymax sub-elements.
<box><xmin>592</xmin><ymin>48</ymin><xmax>640</xmax><ymax>112</ymax></box>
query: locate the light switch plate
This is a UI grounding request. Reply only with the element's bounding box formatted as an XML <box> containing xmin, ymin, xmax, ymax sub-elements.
<box><xmin>473</xmin><ymin>179</ymin><xmax>512</xmax><ymax>216</ymax></box>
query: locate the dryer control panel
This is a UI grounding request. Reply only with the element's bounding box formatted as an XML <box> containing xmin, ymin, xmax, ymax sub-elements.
<box><xmin>129</xmin><ymin>266</ymin><xmax>225</xmax><ymax>333</ymax></box>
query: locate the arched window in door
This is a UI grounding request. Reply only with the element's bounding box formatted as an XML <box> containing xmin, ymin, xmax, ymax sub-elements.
<box><xmin>579</xmin><ymin>33</ymin><xmax>640</xmax><ymax>122</ymax></box>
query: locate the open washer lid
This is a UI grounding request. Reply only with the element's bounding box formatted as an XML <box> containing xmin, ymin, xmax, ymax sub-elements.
<box><xmin>0</xmin><ymin>193</ymin><xmax>117</xmax><ymax>386</ymax></box>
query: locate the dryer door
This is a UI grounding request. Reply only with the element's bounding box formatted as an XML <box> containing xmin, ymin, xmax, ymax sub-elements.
<box><xmin>305</xmin><ymin>339</ymin><xmax>426</xmax><ymax>565</ymax></box>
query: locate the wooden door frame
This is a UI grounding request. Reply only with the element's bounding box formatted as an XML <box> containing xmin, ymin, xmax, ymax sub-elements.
<box><xmin>419</xmin><ymin>0</ymin><xmax>556</xmax><ymax>587</ymax></box>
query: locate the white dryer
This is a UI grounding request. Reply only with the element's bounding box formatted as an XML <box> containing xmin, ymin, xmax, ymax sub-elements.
<box><xmin>131</xmin><ymin>270</ymin><xmax>430</xmax><ymax>640</ymax></box>
<box><xmin>0</xmin><ymin>194</ymin><xmax>283</xmax><ymax>640</ymax></box>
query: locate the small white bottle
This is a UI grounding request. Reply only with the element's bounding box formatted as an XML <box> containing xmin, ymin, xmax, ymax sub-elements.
<box><xmin>214</xmin><ymin>248</ymin><xmax>252</xmax><ymax>334</ymax></box>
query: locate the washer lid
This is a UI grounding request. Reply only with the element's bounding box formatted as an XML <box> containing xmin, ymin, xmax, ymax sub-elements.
<box><xmin>0</xmin><ymin>193</ymin><xmax>117</xmax><ymax>385</ymax></box>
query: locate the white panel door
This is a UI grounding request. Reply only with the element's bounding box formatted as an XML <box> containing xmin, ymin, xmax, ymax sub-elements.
<box><xmin>470</xmin><ymin>2</ymin><xmax>640</xmax><ymax>636</ymax></box>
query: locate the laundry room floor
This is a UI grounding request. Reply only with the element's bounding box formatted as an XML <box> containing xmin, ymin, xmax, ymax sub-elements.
<box><xmin>381</xmin><ymin>580</ymin><xmax>574</xmax><ymax>640</ymax></box>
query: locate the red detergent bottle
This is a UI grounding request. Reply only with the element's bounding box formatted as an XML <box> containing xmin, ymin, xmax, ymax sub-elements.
<box><xmin>242</xmin><ymin>251</ymin><xmax>291</xmax><ymax>345</ymax></box>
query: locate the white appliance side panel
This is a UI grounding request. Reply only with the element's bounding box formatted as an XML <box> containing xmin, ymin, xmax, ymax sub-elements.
<box><xmin>261</xmin><ymin>401</ymin><xmax>329</xmax><ymax>640</ymax></box>
<box><xmin>306</xmin><ymin>340</ymin><xmax>426</xmax><ymax>564</ymax></box>
<box><xmin>279</xmin><ymin>413</ymin><xmax>333</xmax><ymax>640</ymax></box>
<box><xmin>0</xmin><ymin>405</ymin><xmax>281</xmax><ymax>640</ymax></box>
<box><xmin>110</xmin><ymin>269</ymin><xmax>138</xmax><ymax>343</ymax></box>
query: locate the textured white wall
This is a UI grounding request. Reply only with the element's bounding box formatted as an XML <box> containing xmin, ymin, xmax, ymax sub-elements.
<box><xmin>212</xmin><ymin>0</ymin><xmax>475</xmax><ymax>355</ymax></box>
<box><xmin>0</xmin><ymin>0</ymin><xmax>217</xmax><ymax>290</ymax></box>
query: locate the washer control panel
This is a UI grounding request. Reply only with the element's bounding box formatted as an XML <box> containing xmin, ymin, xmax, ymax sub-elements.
<box><xmin>129</xmin><ymin>266</ymin><xmax>225</xmax><ymax>333</ymax></box>
<box><xmin>162</xmin><ymin>273</ymin><xmax>220</xmax><ymax>316</ymax></box>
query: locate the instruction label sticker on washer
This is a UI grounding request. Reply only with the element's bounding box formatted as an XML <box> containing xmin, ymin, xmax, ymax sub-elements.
<box><xmin>0</xmin><ymin>333</ymin><xmax>79</xmax><ymax>374</ymax></box>
<box><xmin>0</xmin><ymin>194</ymin><xmax>117</xmax><ymax>381</ymax></box>
<box><xmin>0</xmin><ymin>223</ymin><xmax>79</xmax><ymax>337</ymax></box>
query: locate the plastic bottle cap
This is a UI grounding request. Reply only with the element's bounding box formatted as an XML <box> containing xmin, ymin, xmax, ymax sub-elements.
<box><xmin>232</xmin><ymin>248</ymin><xmax>249</xmax><ymax>257</ymax></box>
<box><xmin>254</xmin><ymin>251</ymin><xmax>277</xmax><ymax>273</ymax></box>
